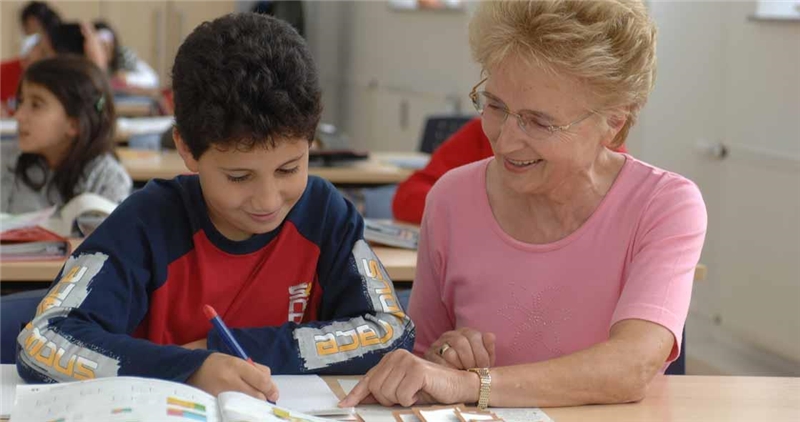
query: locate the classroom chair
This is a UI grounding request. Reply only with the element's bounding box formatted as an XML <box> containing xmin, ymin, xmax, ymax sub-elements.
<box><xmin>418</xmin><ymin>115</ymin><xmax>474</xmax><ymax>154</ymax></box>
<box><xmin>1</xmin><ymin>289</ymin><xmax>47</xmax><ymax>364</ymax></box>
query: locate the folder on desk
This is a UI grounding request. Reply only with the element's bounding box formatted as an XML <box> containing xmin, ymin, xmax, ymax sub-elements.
<box><xmin>0</xmin><ymin>225</ymin><xmax>70</xmax><ymax>261</ymax></box>
<box><xmin>364</xmin><ymin>219</ymin><xmax>419</xmax><ymax>250</ymax></box>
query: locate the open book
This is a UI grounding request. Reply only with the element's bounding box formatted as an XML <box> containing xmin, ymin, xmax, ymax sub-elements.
<box><xmin>0</xmin><ymin>193</ymin><xmax>118</xmax><ymax>238</ymax></box>
<box><xmin>42</xmin><ymin>192</ymin><xmax>119</xmax><ymax>237</ymax></box>
<box><xmin>364</xmin><ymin>219</ymin><xmax>420</xmax><ymax>250</ymax></box>
<box><xmin>11</xmin><ymin>375</ymin><xmax>354</xmax><ymax>422</ymax></box>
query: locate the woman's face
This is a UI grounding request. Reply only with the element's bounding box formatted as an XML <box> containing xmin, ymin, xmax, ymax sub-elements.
<box><xmin>482</xmin><ymin>56</ymin><xmax>613</xmax><ymax>196</ymax></box>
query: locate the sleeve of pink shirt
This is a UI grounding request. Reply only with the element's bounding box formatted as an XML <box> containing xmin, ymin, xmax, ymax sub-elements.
<box><xmin>611</xmin><ymin>176</ymin><xmax>708</xmax><ymax>363</ymax></box>
<box><xmin>407</xmin><ymin>190</ymin><xmax>455</xmax><ymax>357</ymax></box>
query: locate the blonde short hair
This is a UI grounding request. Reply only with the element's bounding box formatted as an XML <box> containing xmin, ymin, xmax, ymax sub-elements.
<box><xmin>469</xmin><ymin>0</ymin><xmax>657</xmax><ymax>148</ymax></box>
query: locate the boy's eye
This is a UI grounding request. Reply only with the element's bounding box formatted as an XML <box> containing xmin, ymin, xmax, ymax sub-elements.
<box><xmin>226</xmin><ymin>174</ymin><xmax>250</xmax><ymax>183</ymax></box>
<box><xmin>277</xmin><ymin>166</ymin><xmax>300</xmax><ymax>175</ymax></box>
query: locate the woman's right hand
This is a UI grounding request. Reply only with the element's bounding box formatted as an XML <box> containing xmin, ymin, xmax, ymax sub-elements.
<box><xmin>339</xmin><ymin>349</ymin><xmax>479</xmax><ymax>408</ymax></box>
<box><xmin>187</xmin><ymin>353</ymin><xmax>279</xmax><ymax>402</ymax></box>
<box><xmin>424</xmin><ymin>327</ymin><xmax>496</xmax><ymax>369</ymax></box>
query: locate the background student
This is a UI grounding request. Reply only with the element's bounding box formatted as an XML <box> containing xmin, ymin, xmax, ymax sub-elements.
<box><xmin>1</xmin><ymin>56</ymin><xmax>132</xmax><ymax>214</ymax></box>
<box><xmin>93</xmin><ymin>20</ymin><xmax>160</xmax><ymax>91</ymax></box>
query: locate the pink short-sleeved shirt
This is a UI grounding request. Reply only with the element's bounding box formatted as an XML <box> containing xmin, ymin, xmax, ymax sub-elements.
<box><xmin>408</xmin><ymin>156</ymin><xmax>707</xmax><ymax>367</ymax></box>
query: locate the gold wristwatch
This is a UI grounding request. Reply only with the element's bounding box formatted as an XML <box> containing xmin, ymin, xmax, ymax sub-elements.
<box><xmin>467</xmin><ymin>367</ymin><xmax>492</xmax><ymax>409</ymax></box>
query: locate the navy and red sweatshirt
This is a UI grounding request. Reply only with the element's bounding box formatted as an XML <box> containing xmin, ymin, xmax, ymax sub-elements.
<box><xmin>17</xmin><ymin>175</ymin><xmax>415</xmax><ymax>383</ymax></box>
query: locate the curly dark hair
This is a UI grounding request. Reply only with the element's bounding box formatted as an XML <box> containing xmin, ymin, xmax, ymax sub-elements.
<box><xmin>15</xmin><ymin>56</ymin><xmax>116</xmax><ymax>204</ymax></box>
<box><xmin>172</xmin><ymin>13</ymin><xmax>322</xmax><ymax>159</ymax></box>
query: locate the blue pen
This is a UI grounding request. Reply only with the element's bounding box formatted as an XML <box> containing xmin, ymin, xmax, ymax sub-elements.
<box><xmin>203</xmin><ymin>304</ymin><xmax>276</xmax><ymax>404</ymax></box>
<box><xmin>203</xmin><ymin>304</ymin><xmax>253</xmax><ymax>364</ymax></box>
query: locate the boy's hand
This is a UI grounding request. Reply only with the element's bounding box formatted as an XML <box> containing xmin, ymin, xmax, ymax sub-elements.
<box><xmin>187</xmin><ymin>353</ymin><xmax>279</xmax><ymax>402</ymax></box>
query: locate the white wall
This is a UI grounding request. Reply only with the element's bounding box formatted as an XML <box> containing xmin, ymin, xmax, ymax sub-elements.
<box><xmin>306</xmin><ymin>1</ymin><xmax>479</xmax><ymax>151</ymax></box>
<box><xmin>642</xmin><ymin>0</ymin><xmax>800</xmax><ymax>373</ymax></box>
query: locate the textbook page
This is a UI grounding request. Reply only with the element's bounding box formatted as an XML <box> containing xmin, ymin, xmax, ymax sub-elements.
<box><xmin>273</xmin><ymin>375</ymin><xmax>351</xmax><ymax>416</ymax></box>
<box><xmin>11</xmin><ymin>377</ymin><xmax>220</xmax><ymax>422</ymax></box>
<box><xmin>218</xmin><ymin>391</ymin><xmax>332</xmax><ymax>422</ymax></box>
<box><xmin>0</xmin><ymin>206</ymin><xmax>56</xmax><ymax>232</ymax></box>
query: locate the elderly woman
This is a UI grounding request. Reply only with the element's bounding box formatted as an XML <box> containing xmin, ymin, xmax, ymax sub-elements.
<box><xmin>341</xmin><ymin>0</ymin><xmax>706</xmax><ymax>409</ymax></box>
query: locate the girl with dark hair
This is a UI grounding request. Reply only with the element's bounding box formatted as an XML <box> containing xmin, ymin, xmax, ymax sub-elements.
<box><xmin>1</xmin><ymin>56</ymin><xmax>132</xmax><ymax>214</ymax></box>
<box><xmin>93</xmin><ymin>20</ymin><xmax>160</xmax><ymax>90</ymax></box>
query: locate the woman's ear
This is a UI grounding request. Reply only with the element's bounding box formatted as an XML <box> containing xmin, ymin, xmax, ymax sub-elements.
<box><xmin>601</xmin><ymin>109</ymin><xmax>628</xmax><ymax>146</ymax></box>
<box><xmin>173</xmin><ymin>128</ymin><xmax>200</xmax><ymax>173</ymax></box>
<box><xmin>606</xmin><ymin>110</ymin><xmax>627</xmax><ymax>132</ymax></box>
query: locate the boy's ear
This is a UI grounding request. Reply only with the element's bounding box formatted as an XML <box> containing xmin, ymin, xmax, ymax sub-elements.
<box><xmin>173</xmin><ymin>128</ymin><xmax>200</xmax><ymax>173</ymax></box>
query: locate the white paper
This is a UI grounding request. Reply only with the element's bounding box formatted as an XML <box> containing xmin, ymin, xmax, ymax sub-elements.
<box><xmin>417</xmin><ymin>408</ymin><xmax>460</xmax><ymax>422</ymax></box>
<box><xmin>338</xmin><ymin>379</ymin><xmax>360</xmax><ymax>396</ymax></box>
<box><xmin>0</xmin><ymin>206</ymin><xmax>56</xmax><ymax>232</ymax></box>
<box><xmin>218</xmin><ymin>391</ymin><xmax>331</xmax><ymax>422</ymax></box>
<box><xmin>0</xmin><ymin>365</ymin><xmax>24</xmax><ymax>418</ymax></box>
<box><xmin>116</xmin><ymin>116</ymin><xmax>175</xmax><ymax>135</ymax></box>
<box><xmin>273</xmin><ymin>375</ymin><xmax>351</xmax><ymax>417</ymax></box>
<box><xmin>493</xmin><ymin>408</ymin><xmax>553</xmax><ymax>422</ymax></box>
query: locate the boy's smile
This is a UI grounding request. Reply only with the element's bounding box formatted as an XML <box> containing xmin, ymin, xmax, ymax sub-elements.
<box><xmin>175</xmin><ymin>133</ymin><xmax>310</xmax><ymax>241</ymax></box>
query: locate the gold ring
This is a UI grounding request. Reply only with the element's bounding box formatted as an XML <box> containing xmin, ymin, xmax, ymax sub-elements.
<box><xmin>438</xmin><ymin>342</ymin><xmax>452</xmax><ymax>357</ymax></box>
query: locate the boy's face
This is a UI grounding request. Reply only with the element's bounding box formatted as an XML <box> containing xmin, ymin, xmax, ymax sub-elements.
<box><xmin>175</xmin><ymin>132</ymin><xmax>310</xmax><ymax>241</ymax></box>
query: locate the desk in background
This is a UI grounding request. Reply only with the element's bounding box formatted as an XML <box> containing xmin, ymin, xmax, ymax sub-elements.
<box><xmin>114</xmin><ymin>96</ymin><xmax>158</xmax><ymax>117</ymax></box>
<box><xmin>0</xmin><ymin>242</ymin><xmax>416</xmax><ymax>283</ymax></box>
<box><xmin>117</xmin><ymin>148</ymin><xmax>425</xmax><ymax>185</ymax></box>
<box><xmin>0</xmin><ymin>248</ymin><xmax>705</xmax><ymax>285</ymax></box>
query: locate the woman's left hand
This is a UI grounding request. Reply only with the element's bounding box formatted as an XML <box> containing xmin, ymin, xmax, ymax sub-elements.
<box><xmin>425</xmin><ymin>327</ymin><xmax>496</xmax><ymax>370</ymax></box>
<box><xmin>338</xmin><ymin>349</ymin><xmax>478</xmax><ymax>408</ymax></box>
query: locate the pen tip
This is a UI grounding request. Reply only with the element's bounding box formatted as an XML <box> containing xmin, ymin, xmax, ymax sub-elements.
<box><xmin>203</xmin><ymin>304</ymin><xmax>217</xmax><ymax>319</ymax></box>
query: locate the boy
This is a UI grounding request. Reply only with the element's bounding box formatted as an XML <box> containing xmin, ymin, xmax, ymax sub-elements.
<box><xmin>17</xmin><ymin>13</ymin><xmax>415</xmax><ymax>401</ymax></box>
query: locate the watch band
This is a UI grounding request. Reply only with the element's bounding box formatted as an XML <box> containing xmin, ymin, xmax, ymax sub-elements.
<box><xmin>467</xmin><ymin>367</ymin><xmax>492</xmax><ymax>409</ymax></box>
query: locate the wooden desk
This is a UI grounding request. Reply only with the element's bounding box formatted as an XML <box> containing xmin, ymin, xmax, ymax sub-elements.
<box><xmin>115</xmin><ymin>99</ymin><xmax>156</xmax><ymax>117</ymax></box>
<box><xmin>0</xmin><ymin>242</ymin><xmax>416</xmax><ymax>283</ymax></box>
<box><xmin>117</xmin><ymin>148</ymin><xmax>421</xmax><ymax>185</ymax></box>
<box><xmin>324</xmin><ymin>375</ymin><xmax>800</xmax><ymax>422</ymax></box>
